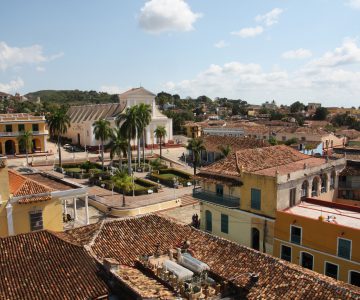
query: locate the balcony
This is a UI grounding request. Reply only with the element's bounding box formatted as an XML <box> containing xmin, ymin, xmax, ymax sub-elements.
<box><xmin>0</xmin><ymin>130</ymin><xmax>48</xmax><ymax>137</ymax></box>
<box><xmin>193</xmin><ymin>187</ymin><xmax>240</xmax><ymax>208</ymax></box>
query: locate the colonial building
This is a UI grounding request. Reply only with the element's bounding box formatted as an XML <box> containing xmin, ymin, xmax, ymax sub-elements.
<box><xmin>274</xmin><ymin>198</ymin><xmax>360</xmax><ymax>286</ymax></box>
<box><xmin>0</xmin><ymin>113</ymin><xmax>48</xmax><ymax>155</ymax></box>
<box><xmin>0</xmin><ymin>214</ymin><xmax>359</xmax><ymax>299</ymax></box>
<box><xmin>0</xmin><ymin>156</ymin><xmax>89</xmax><ymax>237</ymax></box>
<box><xmin>65</xmin><ymin>87</ymin><xmax>173</xmax><ymax>147</ymax></box>
<box><xmin>193</xmin><ymin>145</ymin><xmax>345</xmax><ymax>255</ymax></box>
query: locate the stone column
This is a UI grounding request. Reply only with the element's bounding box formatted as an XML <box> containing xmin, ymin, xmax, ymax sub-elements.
<box><xmin>84</xmin><ymin>194</ymin><xmax>89</xmax><ymax>225</ymax></box>
<box><xmin>15</xmin><ymin>142</ymin><xmax>19</xmax><ymax>154</ymax></box>
<box><xmin>6</xmin><ymin>203</ymin><xmax>15</xmax><ymax>236</ymax></box>
<box><xmin>146</xmin><ymin>127</ymin><xmax>151</xmax><ymax>146</ymax></box>
<box><xmin>73</xmin><ymin>197</ymin><xmax>77</xmax><ymax>221</ymax></box>
<box><xmin>64</xmin><ymin>199</ymin><xmax>68</xmax><ymax>216</ymax></box>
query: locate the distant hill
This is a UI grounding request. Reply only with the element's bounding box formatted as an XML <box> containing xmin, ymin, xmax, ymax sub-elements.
<box><xmin>25</xmin><ymin>90</ymin><xmax>119</xmax><ymax>106</ymax></box>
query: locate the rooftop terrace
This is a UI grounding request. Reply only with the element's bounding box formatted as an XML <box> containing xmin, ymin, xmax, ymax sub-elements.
<box><xmin>284</xmin><ymin>198</ymin><xmax>360</xmax><ymax>229</ymax></box>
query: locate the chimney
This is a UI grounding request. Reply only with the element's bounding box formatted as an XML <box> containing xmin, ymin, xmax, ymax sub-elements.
<box><xmin>0</xmin><ymin>156</ymin><xmax>9</xmax><ymax>202</ymax></box>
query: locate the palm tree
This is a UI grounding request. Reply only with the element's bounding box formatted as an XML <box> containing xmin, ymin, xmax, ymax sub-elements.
<box><xmin>116</xmin><ymin>106</ymin><xmax>139</xmax><ymax>175</ymax></box>
<box><xmin>17</xmin><ymin>130</ymin><xmax>33</xmax><ymax>166</ymax></box>
<box><xmin>111</xmin><ymin>169</ymin><xmax>134</xmax><ymax>207</ymax></box>
<box><xmin>106</xmin><ymin>128</ymin><xmax>128</xmax><ymax>171</ymax></box>
<box><xmin>46</xmin><ymin>107</ymin><xmax>70</xmax><ymax>168</ymax></box>
<box><xmin>218</xmin><ymin>144</ymin><xmax>231</xmax><ymax>158</ymax></box>
<box><xmin>136</xmin><ymin>103</ymin><xmax>152</xmax><ymax>167</ymax></box>
<box><xmin>93</xmin><ymin>119</ymin><xmax>112</xmax><ymax>170</ymax></box>
<box><xmin>186</xmin><ymin>138</ymin><xmax>205</xmax><ymax>175</ymax></box>
<box><xmin>154</xmin><ymin>125</ymin><xmax>167</xmax><ymax>158</ymax></box>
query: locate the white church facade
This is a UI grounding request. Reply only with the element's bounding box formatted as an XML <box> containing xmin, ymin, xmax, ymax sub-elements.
<box><xmin>64</xmin><ymin>87</ymin><xmax>173</xmax><ymax>147</ymax></box>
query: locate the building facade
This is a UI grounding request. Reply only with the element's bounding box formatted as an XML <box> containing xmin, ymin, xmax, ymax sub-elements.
<box><xmin>0</xmin><ymin>156</ymin><xmax>89</xmax><ymax>237</ymax></box>
<box><xmin>274</xmin><ymin>198</ymin><xmax>360</xmax><ymax>286</ymax></box>
<box><xmin>0</xmin><ymin>113</ymin><xmax>48</xmax><ymax>155</ymax></box>
<box><xmin>194</xmin><ymin>145</ymin><xmax>346</xmax><ymax>255</ymax></box>
<box><xmin>65</xmin><ymin>87</ymin><xmax>173</xmax><ymax>147</ymax></box>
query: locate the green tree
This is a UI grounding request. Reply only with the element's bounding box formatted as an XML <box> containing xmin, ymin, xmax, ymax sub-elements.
<box><xmin>313</xmin><ymin>107</ymin><xmax>329</xmax><ymax>120</ymax></box>
<box><xmin>106</xmin><ymin>128</ymin><xmax>128</xmax><ymax>171</ymax></box>
<box><xmin>17</xmin><ymin>130</ymin><xmax>33</xmax><ymax>166</ymax></box>
<box><xmin>46</xmin><ymin>107</ymin><xmax>71</xmax><ymax>167</ymax></box>
<box><xmin>186</xmin><ymin>138</ymin><xmax>205</xmax><ymax>175</ymax></box>
<box><xmin>268</xmin><ymin>136</ymin><xmax>278</xmax><ymax>146</ymax></box>
<box><xmin>93</xmin><ymin>119</ymin><xmax>112</xmax><ymax>170</ymax></box>
<box><xmin>218</xmin><ymin>144</ymin><xmax>231</xmax><ymax>158</ymax></box>
<box><xmin>155</xmin><ymin>92</ymin><xmax>173</xmax><ymax>109</ymax></box>
<box><xmin>116</xmin><ymin>106</ymin><xmax>139</xmax><ymax>174</ymax></box>
<box><xmin>111</xmin><ymin>170</ymin><xmax>134</xmax><ymax>207</ymax></box>
<box><xmin>154</xmin><ymin>125</ymin><xmax>167</xmax><ymax>159</ymax></box>
<box><xmin>290</xmin><ymin>101</ymin><xmax>305</xmax><ymax>113</ymax></box>
<box><xmin>136</xmin><ymin>103</ymin><xmax>152</xmax><ymax>167</ymax></box>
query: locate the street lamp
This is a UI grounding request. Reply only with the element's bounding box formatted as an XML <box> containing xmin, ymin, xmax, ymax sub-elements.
<box><xmin>132</xmin><ymin>170</ymin><xmax>135</xmax><ymax>197</ymax></box>
<box><xmin>173</xmin><ymin>177</ymin><xmax>179</xmax><ymax>200</ymax></box>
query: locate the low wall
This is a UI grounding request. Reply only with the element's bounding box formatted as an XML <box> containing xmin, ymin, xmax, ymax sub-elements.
<box><xmin>88</xmin><ymin>196</ymin><xmax>182</xmax><ymax>217</ymax></box>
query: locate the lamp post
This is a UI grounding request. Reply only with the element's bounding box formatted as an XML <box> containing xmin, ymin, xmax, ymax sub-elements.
<box><xmin>132</xmin><ymin>170</ymin><xmax>135</xmax><ymax>197</ymax></box>
<box><xmin>173</xmin><ymin>177</ymin><xmax>178</xmax><ymax>200</ymax></box>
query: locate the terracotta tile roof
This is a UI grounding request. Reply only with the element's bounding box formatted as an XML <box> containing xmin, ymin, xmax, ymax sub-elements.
<box><xmin>0</xmin><ymin>230</ymin><xmax>108</xmax><ymax>299</ymax></box>
<box><xmin>201</xmin><ymin>145</ymin><xmax>313</xmax><ymax>177</ymax></box>
<box><xmin>67</xmin><ymin>215</ymin><xmax>360</xmax><ymax>299</ymax></box>
<box><xmin>235</xmin><ymin>145</ymin><xmax>312</xmax><ymax>173</ymax></box>
<box><xmin>8</xmin><ymin>170</ymin><xmax>54</xmax><ymax>204</ymax></box>
<box><xmin>200</xmin><ymin>153</ymin><xmax>240</xmax><ymax>177</ymax></box>
<box><xmin>202</xmin><ymin>135</ymin><xmax>269</xmax><ymax>153</ymax></box>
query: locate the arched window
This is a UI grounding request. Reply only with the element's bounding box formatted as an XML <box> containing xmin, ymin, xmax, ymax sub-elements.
<box><xmin>301</xmin><ymin>252</ymin><xmax>314</xmax><ymax>270</ymax></box>
<box><xmin>251</xmin><ymin>228</ymin><xmax>260</xmax><ymax>251</ymax></box>
<box><xmin>321</xmin><ymin>174</ymin><xmax>328</xmax><ymax>193</ymax></box>
<box><xmin>205</xmin><ymin>210</ymin><xmax>212</xmax><ymax>232</ymax></box>
<box><xmin>330</xmin><ymin>171</ymin><xmax>336</xmax><ymax>190</ymax></box>
<box><xmin>301</xmin><ymin>181</ymin><xmax>309</xmax><ymax>199</ymax></box>
<box><xmin>312</xmin><ymin>177</ymin><xmax>319</xmax><ymax>197</ymax></box>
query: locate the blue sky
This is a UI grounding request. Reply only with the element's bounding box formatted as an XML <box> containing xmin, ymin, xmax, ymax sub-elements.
<box><xmin>1</xmin><ymin>0</ymin><xmax>360</xmax><ymax>106</ymax></box>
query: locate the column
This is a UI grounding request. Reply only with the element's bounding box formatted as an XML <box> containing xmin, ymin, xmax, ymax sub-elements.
<box><xmin>73</xmin><ymin>197</ymin><xmax>77</xmax><ymax>221</ymax></box>
<box><xmin>146</xmin><ymin>127</ymin><xmax>151</xmax><ymax>146</ymax></box>
<box><xmin>64</xmin><ymin>199</ymin><xmax>68</xmax><ymax>216</ymax></box>
<box><xmin>84</xmin><ymin>194</ymin><xmax>89</xmax><ymax>225</ymax></box>
<box><xmin>43</xmin><ymin>136</ymin><xmax>47</xmax><ymax>152</ymax></box>
<box><xmin>15</xmin><ymin>142</ymin><xmax>19</xmax><ymax>154</ymax></box>
<box><xmin>1</xmin><ymin>143</ymin><xmax>5</xmax><ymax>155</ymax></box>
<box><xmin>6</xmin><ymin>203</ymin><xmax>15</xmax><ymax>236</ymax></box>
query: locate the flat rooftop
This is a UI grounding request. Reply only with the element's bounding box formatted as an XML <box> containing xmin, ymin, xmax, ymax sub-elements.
<box><xmin>284</xmin><ymin>200</ymin><xmax>360</xmax><ymax>229</ymax></box>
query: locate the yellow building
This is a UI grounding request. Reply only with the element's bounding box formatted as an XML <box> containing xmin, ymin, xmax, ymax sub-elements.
<box><xmin>274</xmin><ymin>198</ymin><xmax>360</xmax><ymax>286</ymax></box>
<box><xmin>0</xmin><ymin>113</ymin><xmax>48</xmax><ymax>155</ymax></box>
<box><xmin>194</xmin><ymin>145</ymin><xmax>346</xmax><ymax>255</ymax></box>
<box><xmin>0</xmin><ymin>156</ymin><xmax>89</xmax><ymax>237</ymax></box>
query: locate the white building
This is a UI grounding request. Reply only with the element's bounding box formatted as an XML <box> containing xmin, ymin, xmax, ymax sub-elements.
<box><xmin>65</xmin><ymin>87</ymin><xmax>173</xmax><ymax>147</ymax></box>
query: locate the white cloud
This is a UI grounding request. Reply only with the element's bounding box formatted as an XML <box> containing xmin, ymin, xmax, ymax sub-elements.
<box><xmin>36</xmin><ymin>66</ymin><xmax>46</xmax><ymax>72</ymax></box>
<box><xmin>138</xmin><ymin>0</ymin><xmax>202</xmax><ymax>34</ymax></box>
<box><xmin>255</xmin><ymin>8</ymin><xmax>283</xmax><ymax>27</ymax></box>
<box><xmin>0</xmin><ymin>41</ymin><xmax>63</xmax><ymax>71</ymax></box>
<box><xmin>306</xmin><ymin>38</ymin><xmax>360</xmax><ymax>69</ymax></box>
<box><xmin>214</xmin><ymin>40</ymin><xmax>229</xmax><ymax>48</ymax></box>
<box><xmin>231</xmin><ymin>26</ymin><xmax>264</xmax><ymax>38</ymax></box>
<box><xmin>282</xmin><ymin>48</ymin><xmax>313</xmax><ymax>59</ymax></box>
<box><xmin>0</xmin><ymin>78</ymin><xmax>24</xmax><ymax>93</ymax></box>
<box><xmin>164</xmin><ymin>40</ymin><xmax>360</xmax><ymax>106</ymax></box>
<box><xmin>346</xmin><ymin>0</ymin><xmax>360</xmax><ymax>9</ymax></box>
<box><xmin>99</xmin><ymin>85</ymin><xmax>130</xmax><ymax>94</ymax></box>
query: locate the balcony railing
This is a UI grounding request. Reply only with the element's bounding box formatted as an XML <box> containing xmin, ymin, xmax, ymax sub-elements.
<box><xmin>192</xmin><ymin>187</ymin><xmax>240</xmax><ymax>208</ymax></box>
<box><xmin>0</xmin><ymin>130</ymin><xmax>48</xmax><ymax>137</ymax></box>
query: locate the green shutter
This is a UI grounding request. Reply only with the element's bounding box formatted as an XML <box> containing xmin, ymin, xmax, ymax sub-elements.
<box><xmin>205</xmin><ymin>210</ymin><xmax>212</xmax><ymax>232</ymax></box>
<box><xmin>221</xmin><ymin>214</ymin><xmax>229</xmax><ymax>233</ymax></box>
<box><xmin>251</xmin><ymin>189</ymin><xmax>261</xmax><ymax>210</ymax></box>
